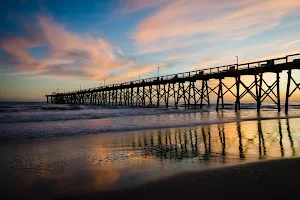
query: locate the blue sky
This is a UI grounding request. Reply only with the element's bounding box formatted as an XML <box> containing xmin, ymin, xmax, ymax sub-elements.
<box><xmin>1</xmin><ymin>0</ymin><xmax>300</xmax><ymax>101</ymax></box>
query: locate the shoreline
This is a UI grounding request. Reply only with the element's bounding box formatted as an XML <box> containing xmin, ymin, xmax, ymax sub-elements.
<box><xmin>55</xmin><ymin>157</ymin><xmax>300</xmax><ymax>200</ymax></box>
<box><xmin>1</xmin><ymin>114</ymin><xmax>300</xmax><ymax>141</ymax></box>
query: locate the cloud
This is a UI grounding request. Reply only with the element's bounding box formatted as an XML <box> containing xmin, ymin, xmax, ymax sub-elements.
<box><xmin>0</xmin><ymin>15</ymin><xmax>181</xmax><ymax>86</ymax></box>
<box><xmin>132</xmin><ymin>0</ymin><xmax>300</xmax><ymax>53</ymax></box>
<box><xmin>118</xmin><ymin>0</ymin><xmax>171</xmax><ymax>14</ymax></box>
<box><xmin>0</xmin><ymin>16</ymin><xmax>134</xmax><ymax>80</ymax></box>
<box><xmin>279</xmin><ymin>40</ymin><xmax>300</xmax><ymax>50</ymax></box>
<box><xmin>187</xmin><ymin>39</ymin><xmax>300</xmax><ymax>72</ymax></box>
<box><xmin>188</xmin><ymin>56</ymin><xmax>227</xmax><ymax>71</ymax></box>
<box><xmin>165</xmin><ymin>55</ymin><xmax>187</xmax><ymax>61</ymax></box>
<box><xmin>0</xmin><ymin>33</ymin><xmax>44</xmax><ymax>73</ymax></box>
<box><xmin>105</xmin><ymin>60</ymin><xmax>176</xmax><ymax>83</ymax></box>
<box><xmin>107</xmin><ymin>64</ymin><xmax>156</xmax><ymax>82</ymax></box>
<box><xmin>165</xmin><ymin>51</ymin><xmax>203</xmax><ymax>61</ymax></box>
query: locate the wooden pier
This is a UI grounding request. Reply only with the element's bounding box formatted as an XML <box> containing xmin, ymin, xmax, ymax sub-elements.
<box><xmin>46</xmin><ymin>53</ymin><xmax>300</xmax><ymax>113</ymax></box>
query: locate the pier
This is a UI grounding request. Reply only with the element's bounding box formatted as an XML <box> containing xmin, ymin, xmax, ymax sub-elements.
<box><xmin>46</xmin><ymin>53</ymin><xmax>300</xmax><ymax>113</ymax></box>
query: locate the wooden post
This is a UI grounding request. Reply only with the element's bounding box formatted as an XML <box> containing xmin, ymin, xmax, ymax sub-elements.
<box><xmin>156</xmin><ymin>84</ymin><xmax>160</xmax><ymax>107</ymax></box>
<box><xmin>200</xmin><ymin>80</ymin><xmax>205</xmax><ymax>108</ymax></box>
<box><xmin>175</xmin><ymin>83</ymin><xmax>180</xmax><ymax>109</ymax></box>
<box><xmin>125</xmin><ymin>89</ymin><xmax>127</xmax><ymax>105</ymax></box>
<box><xmin>100</xmin><ymin>91</ymin><xmax>103</xmax><ymax>106</ymax></box>
<box><xmin>119</xmin><ymin>89</ymin><xmax>122</xmax><ymax>105</ymax></box>
<box><xmin>188</xmin><ymin>81</ymin><xmax>191</xmax><ymax>108</ymax></box>
<box><xmin>192</xmin><ymin>81</ymin><xmax>197</xmax><ymax>108</ymax></box>
<box><xmin>277</xmin><ymin>72</ymin><xmax>280</xmax><ymax>112</ymax></box>
<box><xmin>173</xmin><ymin>83</ymin><xmax>177</xmax><ymax>108</ymax></box>
<box><xmin>123</xmin><ymin>88</ymin><xmax>125</xmax><ymax>106</ymax></box>
<box><xmin>206</xmin><ymin>80</ymin><xmax>210</xmax><ymax>107</ymax></box>
<box><xmin>90</xmin><ymin>92</ymin><xmax>93</xmax><ymax>105</ymax></box>
<box><xmin>108</xmin><ymin>90</ymin><xmax>111</xmax><ymax>106</ymax></box>
<box><xmin>130</xmin><ymin>87</ymin><xmax>133</xmax><ymax>106</ymax></box>
<box><xmin>149</xmin><ymin>85</ymin><xmax>153</xmax><ymax>106</ymax></box>
<box><xmin>235</xmin><ymin>76</ymin><xmax>240</xmax><ymax>111</ymax></box>
<box><xmin>216</xmin><ymin>79</ymin><xmax>222</xmax><ymax>110</ymax></box>
<box><xmin>166</xmin><ymin>83</ymin><xmax>170</xmax><ymax>108</ymax></box>
<box><xmin>221</xmin><ymin>80</ymin><xmax>224</xmax><ymax>109</ymax></box>
<box><xmin>254</xmin><ymin>74</ymin><xmax>258</xmax><ymax>110</ymax></box>
<box><xmin>92</xmin><ymin>93</ymin><xmax>94</xmax><ymax>105</ymax></box>
<box><xmin>182</xmin><ymin>82</ymin><xmax>187</xmax><ymax>108</ymax></box>
<box><xmin>142</xmin><ymin>86</ymin><xmax>145</xmax><ymax>106</ymax></box>
<box><xmin>164</xmin><ymin>84</ymin><xmax>169</xmax><ymax>108</ymax></box>
<box><xmin>98</xmin><ymin>92</ymin><xmax>100</xmax><ymax>105</ymax></box>
<box><xmin>285</xmin><ymin>69</ymin><xmax>291</xmax><ymax>114</ymax></box>
<box><xmin>113</xmin><ymin>89</ymin><xmax>116</xmax><ymax>106</ymax></box>
<box><xmin>257</xmin><ymin>73</ymin><xmax>263</xmax><ymax>112</ymax></box>
<box><xmin>136</xmin><ymin>87</ymin><xmax>140</xmax><ymax>106</ymax></box>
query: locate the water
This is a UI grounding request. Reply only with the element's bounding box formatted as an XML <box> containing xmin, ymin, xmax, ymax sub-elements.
<box><xmin>1</xmin><ymin>102</ymin><xmax>300</xmax><ymax>199</ymax></box>
<box><xmin>1</xmin><ymin>102</ymin><xmax>300</xmax><ymax>139</ymax></box>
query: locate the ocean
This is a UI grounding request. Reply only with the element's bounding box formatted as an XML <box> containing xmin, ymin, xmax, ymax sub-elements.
<box><xmin>1</xmin><ymin>102</ymin><xmax>300</xmax><ymax>139</ymax></box>
<box><xmin>1</xmin><ymin>102</ymin><xmax>300</xmax><ymax>199</ymax></box>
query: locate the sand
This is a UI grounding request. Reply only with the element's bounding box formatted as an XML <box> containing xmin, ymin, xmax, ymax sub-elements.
<box><xmin>54</xmin><ymin>158</ymin><xmax>300</xmax><ymax>200</ymax></box>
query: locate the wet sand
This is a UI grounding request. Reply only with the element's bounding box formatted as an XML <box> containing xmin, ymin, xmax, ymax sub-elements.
<box><xmin>56</xmin><ymin>158</ymin><xmax>300</xmax><ymax>200</ymax></box>
<box><xmin>1</xmin><ymin>117</ymin><xmax>300</xmax><ymax>200</ymax></box>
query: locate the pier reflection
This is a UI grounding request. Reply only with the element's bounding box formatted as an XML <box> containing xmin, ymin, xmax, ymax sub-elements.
<box><xmin>237</xmin><ymin>122</ymin><xmax>245</xmax><ymax>159</ymax></box>
<box><xmin>286</xmin><ymin>118</ymin><xmax>296</xmax><ymax>156</ymax></box>
<box><xmin>120</xmin><ymin>118</ymin><xmax>298</xmax><ymax>163</ymax></box>
<box><xmin>258</xmin><ymin>119</ymin><xmax>266</xmax><ymax>158</ymax></box>
<box><xmin>278</xmin><ymin>119</ymin><xmax>284</xmax><ymax>157</ymax></box>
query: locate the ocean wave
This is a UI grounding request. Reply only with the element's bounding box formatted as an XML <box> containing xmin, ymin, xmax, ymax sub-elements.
<box><xmin>40</xmin><ymin>105</ymin><xmax>84</xmax><ymax>111</ymax></box>
<box><xmin>1</xmin><ymin>114</ymin><xmax>300</xmax><ymax>140</ymax></box>
<box><xmin>1</xmin><ymin>102</ymin><xmax>299</xmax><ymax>123</ymax></box>
<box><xmin>0</xmin><ymin>108</ymin><xmax>210</xmax><ymax>123</ymax></box>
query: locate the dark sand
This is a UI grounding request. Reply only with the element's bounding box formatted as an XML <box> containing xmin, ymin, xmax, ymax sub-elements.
<box><xmin>55</xmin><ymin>158</ymin><xmax>300</xmax><ymax>200</ymax></box>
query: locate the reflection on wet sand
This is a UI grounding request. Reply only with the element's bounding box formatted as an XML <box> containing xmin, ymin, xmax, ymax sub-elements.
<box><xmin>1</xmin><ymin>117</ymin><xmax>300</xmax><ymax>199</ymax></box>
<box><xmin>237</xmin><ymin>122</ymin><xmax>245</xmax><ymax>159</ymax></box>
<box><xmin>258</xmin><ymin>119</ymin><xmax>267</xmax><ymax>158</ymax></box>
<box><xmin>286</xmin><ymin>118</ymin><xmax>296</xmax><ymax>156</ymax></box>
<box><xmin>278</xmin><ymin>119</ymin><xmax>284</xmax><ymax>157</ymax></box>
<box><xmin>120</xmin><ymin>117</ymin><xmax>298</xmax><ymax>162</ymax></box>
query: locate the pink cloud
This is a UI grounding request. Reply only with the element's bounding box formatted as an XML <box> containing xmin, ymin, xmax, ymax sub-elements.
<box><xmin>106</xmin><ymin>61</ymin><xmax>175</xmax><ymax>84</ymax></box>
<box><xmin>0</xmin><ymin>16</ymin><xmax>134</xmax><ymax>80</ymax></box>
<box><xmin>165</xmin><ymin>51</ymin><xmax>204</xmax><ymax>62</ymax></box>
<box><xmin>132</xmin><ymin>0</ymin><xmax>300</xmax><ymax>53</ymax></box>
<box><xmin>0</xmin><ymin>15</ymin><xmax>171</xmax><ymax>86</ymax></box>
<box><xmin>279</xmin><ymin>40</ymin><xmax>300</xmax><ymax>50</ymax></box>
<box><xmin>123</xmin><ymin>65</ymin><xmax>155</xmax><ymax>77</ymax></box>
<box><xmin>0</xmin><ymin>34</ymin><xmax>45</xmax><ymax>74</ymax></box>
<box><xmin>107</xmin><ymin>65</ymin><xmax>156</xmax><ymax>83</ymax></box>
<box><xmin>188</xmin><ymin>56</ymin><xmax>227</xmax><ymax>71</ymax></box>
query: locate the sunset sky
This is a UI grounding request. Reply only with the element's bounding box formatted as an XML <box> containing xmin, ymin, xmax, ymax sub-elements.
<box><xmin>1</xmin><ymin>0</ymin><xmax>300</xmax><ymax>102</ymax></box>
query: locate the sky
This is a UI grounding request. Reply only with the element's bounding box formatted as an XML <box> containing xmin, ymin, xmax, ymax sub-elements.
<box><xmin>1</xmin><ymin>0</ymin><xmax>300</xmax><ymax>102</ymax></box>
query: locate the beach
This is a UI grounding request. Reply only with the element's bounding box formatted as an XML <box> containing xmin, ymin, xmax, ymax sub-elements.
<box><xmin>1</xmin><ymin>103</ymin><xmax>300</xmax><ymax>199</ymax></box>
<box><xmin>60</xmin><ymin>157</ymin><xmax>300</xmax><ymax>200</ymax></box>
